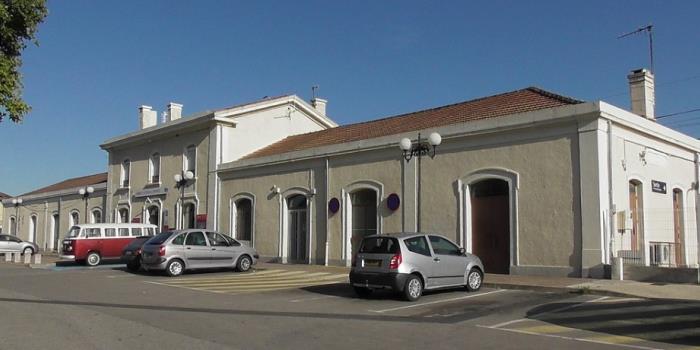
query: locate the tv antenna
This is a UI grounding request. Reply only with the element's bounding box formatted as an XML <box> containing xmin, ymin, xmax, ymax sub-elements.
<box><xmin>311</xmin><ymin>85</ymin><xmax>319</xmax><ymax>99</ymax></box>
<box><xmin>618</xmin><ymin>24</ymin><xmax>654</xmax><ymax>73</ymax></box>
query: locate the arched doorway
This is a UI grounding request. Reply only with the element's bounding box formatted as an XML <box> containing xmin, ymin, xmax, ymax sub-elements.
<box><xmin>349</xmin><ymin>189</ymin><xmax>378</xmax><ymax>259</ymax></box>
<box><xmin>183</xmin><ymin>203</ymin><xmax>195</xmax><ymax>229</ymax></box>
<box><xmin>29</xmin><ymin>215</ymin><xmax>37</xmax><ymax>243</ymax></box>
<box><xmin>672</xmin><ymin>188</ymin><xmax>684</xmax><ymax>266</ymax></box>
<box><xmin>470</xmin><ymin>179</ymin><xmax>510</xmax><ymax>274</ymax></box>
<box><xmin>287</xmin><ymin>194</ymin><xmax>308</xmax><ymax>263</ymax></box>
<box><xmin>147</xmin><ymin>206</ymin><xmax>160</xmax><ymax>227</ymax></box>
<box><xmin>234</xmin><ymin>198</ymin><xmax>253</xmax><ymax>242</ymax></box>
<box><xmin>51</xmin><ymin>214</ymin><xmax>59</xmax><ymax>251</ymax></box>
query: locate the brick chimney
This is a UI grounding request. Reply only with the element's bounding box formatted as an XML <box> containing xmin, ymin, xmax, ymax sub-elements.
<box><xmin>166</xmin><ymin>102</ymin><xmax>183</xmax><ymax>122</ymax></box>
<box><xmin>139</xmin><ymin>105</ymin><xmax>157</xmax><ymax>129</ymax></box>
<box><xmin>627</xmin><ymin>68</ymin><xmax>655</xmax><ymax>120</ymax></box>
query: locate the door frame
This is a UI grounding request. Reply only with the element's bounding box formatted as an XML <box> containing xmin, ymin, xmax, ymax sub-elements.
<box><xmin>459</xmin><ymin>168</ymin><xmax>519</xmax><ymax>271</ymax></box>
<box><xmin>280</xmin><ymin>187</ymin><xmax>313</xmax><ymax>264</ymax></box>
<box><xmin>341</xmin><ymin>180</ymin><xmax>383</xmax><ymax>267</ymax></box>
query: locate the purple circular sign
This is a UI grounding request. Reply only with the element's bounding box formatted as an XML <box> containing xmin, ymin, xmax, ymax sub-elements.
<box><xmin>328</xmin><ymin>197</ymin><xmax>340</xmax><ymax>214</ymax></box>
<box><xmin>387</xmin><ymin>193</ymin><xmax>400</xmax><ymax>211</ymax></box>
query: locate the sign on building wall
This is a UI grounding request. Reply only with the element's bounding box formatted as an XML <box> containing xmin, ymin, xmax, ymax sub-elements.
<box><xmin>651</xmin><ymin>180</ymin><xmax>667</xmax><ymax>194</ymax></box>
<box><xmin>133</xmin><ymin>187</ymin><xmax>168</xmax><ymax>198</ymax></box>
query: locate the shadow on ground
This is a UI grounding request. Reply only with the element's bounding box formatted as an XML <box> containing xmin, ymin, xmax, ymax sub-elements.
<box><xmin>526</xmin><ymin>299</ymin><xmax>700</xmax><ymax>346</ymax></box>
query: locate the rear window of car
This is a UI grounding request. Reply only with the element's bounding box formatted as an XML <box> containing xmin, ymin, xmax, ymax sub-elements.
<box><xmin>359</xmin><ymin>237</ymin><xmax>399</xmax><ymax>254</ymax></box>
<box><xmin>147</xmin><ymin>232</ymin><xmax>174</xmax><ymax>245</ymax></box>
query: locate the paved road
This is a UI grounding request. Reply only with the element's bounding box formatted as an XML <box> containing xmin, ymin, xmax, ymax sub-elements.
<box><xmin>0</xmin><ymin>262</ymin><xmax>698</xmax><ymax>350</ymax></box>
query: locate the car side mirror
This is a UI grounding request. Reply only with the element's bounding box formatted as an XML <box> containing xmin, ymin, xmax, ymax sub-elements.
<box><xmin>459</xmin><ymin>247</ymin><xmax>466</xmax><ymax>255</ymax></box>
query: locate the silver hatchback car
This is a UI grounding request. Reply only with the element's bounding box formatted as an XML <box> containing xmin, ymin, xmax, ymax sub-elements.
<box><xmin>0</xmin><ymin>234</ymin><xmax>38</xmax><ymax>256</ymax></box>
<box><xmin>349</xmin><ymin>233</ymin><xmax>484</xmax><ymax>301</ymax></box>
<box><xmin>141</xmin><ymin>230</ymin><xmax>259</xmax><ymax>277</ymax></box>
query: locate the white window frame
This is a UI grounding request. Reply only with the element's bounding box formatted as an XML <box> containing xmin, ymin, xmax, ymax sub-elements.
<box><xmin>69</xmin><ymin>210</ymin><xmax>80</xmax><ymax>227</ymax></box>
<box><xmin>91</xmin><ymin>208</ymin><xmax>103</xmax><ymax>224</ymax></box>
<box><xmin>230</xmin><ymin>193</ymin><xmax>255</xmax><ymax>245</ymax></box>
<box><xmin>184</xmin><ymin>145</ymin><xmax>196</xmax><ymax>175</ymax></box>
<box><xmin>149</xmin><ymin>153</ymin><xmax>161</xmax><ymax>184</ymax></box>
<box><xmin>121</xmin><ymin>159</ymin><xmax>131</xmax><ymax>188</ymax></box>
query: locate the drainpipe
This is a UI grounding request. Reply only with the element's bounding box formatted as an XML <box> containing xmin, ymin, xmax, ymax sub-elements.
<box><xmin>325</xmin><ymin>157</ymin><xmax>330</xmax><ymax>266</ymax></box>
<box><xmin>607</xmin><ymin>120</ymin><xmax>615</xmax><ymax>265</ymax></box>
<box><xmin>695</xmin><ymin>153</ymin><xmax>700</xmax><ymax>284</ymax></box>
<box><xmin>43</xmin><ymin>201</ymin><xmax>48</xmax><ymax>251</ymax></box>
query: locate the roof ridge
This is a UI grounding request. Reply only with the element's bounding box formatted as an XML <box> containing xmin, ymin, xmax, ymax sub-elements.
<box><xmin>525</xmin><ymin>86</ymin><xmax>583</xmax><ymax>104</ymax></box>
<box><xmin>20</xmin><ymin>172</ymin><xmax>108</xmax><ymax>196</ymax></box>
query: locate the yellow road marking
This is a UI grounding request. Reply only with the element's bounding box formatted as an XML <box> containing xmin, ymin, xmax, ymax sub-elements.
<box><xmin>165</xmin><ymin>272</ymin><xmax>337</xmax><ymax>286</ymax></box>
<box><xmin>587</xmin><ymin>334</ymin><xmax>642</xmax><ymax>345</ymax></box>
<box><xmin>516</xmin><ymin>325</ymin><xmax>573</xmax><ymax>334</ymax></box>
<box><xmin>165</xmin><ymin>270</ymin><xmax>308</xmax><ymax>284</ymax></box>
<box><xmin>204</xmin><ymin>276</ymin><xmax>347</xmax><ymax>290</ymax></box>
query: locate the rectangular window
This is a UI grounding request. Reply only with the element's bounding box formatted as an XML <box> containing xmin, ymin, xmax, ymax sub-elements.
<box><xmin>104</xmin><ymin>228</ymin><xmax>116</xmax><ymax>237</ymax></box>
<box><xmin>132</xmin><ymin>228</ymin><xmax>143</xmax><ymax>237</ymax></box>
<box><xmin>85</xmin><ymin>228</ymin><xmax>101</xmax><ymax>238</ymax></box>
<box><xmin>119</xmin><ymin>228</ymin><xmax>130</xmax><ymax>237</ymax></box>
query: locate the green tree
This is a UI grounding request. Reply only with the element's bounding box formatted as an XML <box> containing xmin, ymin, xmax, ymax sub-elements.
<box><xmin>0</xmin><ymin>0</ymin><xmax>47</xmax><ymax>123</ymax></box>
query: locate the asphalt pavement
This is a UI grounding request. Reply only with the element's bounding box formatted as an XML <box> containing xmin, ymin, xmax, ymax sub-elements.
<box><xmin>0</xmin><ymin>260</ymin><xmax>698</xmax><ymax>349</ymax></box>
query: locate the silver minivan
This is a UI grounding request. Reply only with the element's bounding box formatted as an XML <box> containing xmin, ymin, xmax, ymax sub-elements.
<box><xmin>141</xmin><ymin>230</ymin><xmax>259</xmax><ymax>277</ymax></box>
<box><xmin>349</xmin><ymin>233</ymin><xmax>484</xmax><ymax>301</ymax></box>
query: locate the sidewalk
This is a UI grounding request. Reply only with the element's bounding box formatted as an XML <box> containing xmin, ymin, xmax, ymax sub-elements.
<box><xmin>13</xmin><ymin>256</ymin><xmax>700</xmax><ymax>302</ymax></box>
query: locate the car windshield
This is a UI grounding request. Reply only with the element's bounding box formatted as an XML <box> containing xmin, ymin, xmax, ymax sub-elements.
<box><xmin>147</xmin><ymin>232</ymin><xmax>174</xmax><ymax>245</ymax></box>
<box><xmin>359</xmin><ymin>237</ymin><xmax>399</xmax><ymax>254</ymax></box>
<box><xmin>66</xmin><ymin>226</ymin><xmax>81</xmax><ymax>238</ymax></box>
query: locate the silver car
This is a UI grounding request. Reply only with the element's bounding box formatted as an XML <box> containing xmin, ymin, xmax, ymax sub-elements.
<box><xmin>349</xmin><ymin>233</ymin><xmax>484</xmax><ymax>301</ymax></box>
<box><xmin>0</xmin><ymin>234</ymin><xmax>38</xmax><ymax>256</ymax></box>
<box><xmin>140</xmin><ymin>230</ymin><xmax>259</xmax><ymax>277</ymax></box>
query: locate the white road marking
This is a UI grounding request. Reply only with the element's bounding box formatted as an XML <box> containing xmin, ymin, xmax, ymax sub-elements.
<box><xmin>476</xmin><ymin>325</ymin><xmax>663</xmax><ymax>350</ymax></box>
<box><xmin>488</xmin><ymin>318</ymin><xmax>528</xmax><ymax>329</ymax></box>
<box><xmin>369</xmin><ymin>289</ymin><xmax>507</xmax><ymax>313</ymax></box>
<box><xmin>289</xmin><ymin>295</ymin><xmax>339</xmax><ymax>303</ymax></box>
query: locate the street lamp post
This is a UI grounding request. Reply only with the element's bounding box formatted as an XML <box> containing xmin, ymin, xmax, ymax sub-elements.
<box><xmin>11</xmin><ymin>198</ymin><xmax>22</xmax><ymax>236</ymax></box>
<box><xmin>399</xmin><ymin>132</ymin><xmax>442</xmax><ymax>232</ymax></box>
<box><xmin>174</xmin><ymin>171</ymin><xmax>194</xmax><ymax>229</ymax></box>
<box><xmin>78</xmin><ymin>186</ymin><xmax>94</xmax><ymax>223</ymax></box>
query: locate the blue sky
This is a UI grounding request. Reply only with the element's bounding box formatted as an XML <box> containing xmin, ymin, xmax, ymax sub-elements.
<box><xmin>1</xmin><ymin>1</ymin><xmax>699</xmax><ymax>196</ymax></box>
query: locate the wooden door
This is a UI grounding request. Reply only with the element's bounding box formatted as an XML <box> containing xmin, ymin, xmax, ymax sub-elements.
<box><xmin>471</xmin><ymin>179</ymin><xmax>510</xmax><ymax>274</ymax></box>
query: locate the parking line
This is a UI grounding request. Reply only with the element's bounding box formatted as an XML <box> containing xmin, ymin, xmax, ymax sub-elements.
<box><xmin>369</xmin><ymin>289</ymin><xmax>507</xmax><ymax>313</ymax></box>
<box><xmin>476</xmin><ymin>325</ymin><xmax>662</xmax><ymax>350</ymax></box>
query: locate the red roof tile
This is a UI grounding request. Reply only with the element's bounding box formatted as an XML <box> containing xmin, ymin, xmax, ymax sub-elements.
<box><xmin>243</xmin><ymin>87</ymin><xmax>582</xmax><ymax>160</ymax></box>
<box><xmin>22</xmin><ymin>173</ymin><xmax>108</xmax><ymax>196</ymax></box>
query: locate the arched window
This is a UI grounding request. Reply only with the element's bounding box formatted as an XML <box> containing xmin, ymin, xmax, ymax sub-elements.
<box><xmin>70</xmin><ymin>211</ymin><xmax>80</xmax><ymax>227</ymax></box>
<box><xmin>118</xmin><ymin>208</ymin><xmax>129</xmax><ymax>223</ymax></box>
<box><xmin>147</xmin><ymin>205</ymin><xmax>160</xmax><ymax>227</ymax></box>
<box><xmin>149</xmin><ymin>153</ymin><xmax>160</xmax><ymax>184</ymax></box>
<box><xmin>91</xmin><ymin>209</ymin><xmax>102</xmax><ymax>224</ymax></box>
<box><xmin>234</xmin><ymin>198</ymin><xmax>253</xmax><ymax>241</ymax></box>
<box><xmin>9</xmin><ymin>217</ymin><xmax>16</xmax><ymax>235</ymax></box>
<box><xmin>184</xmin><ymin>145</ymin><xmax>196</xmax><ymax>176</ymax></box>
<box><xmin>121</xmin><ymin>159</ymin><xmax>131</xmax><ymax>187</ymax></box>
<box><xmin>183</xmin><ymin>203</ymin><xmax>195</xmax><ymax>229</ymax></box>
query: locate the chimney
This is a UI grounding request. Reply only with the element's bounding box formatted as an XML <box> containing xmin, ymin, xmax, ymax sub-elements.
<box><xmin>166</xmin><ymin>102</ymin><xmax>183</xmax><ymax>122</ymax></box>
<box><xmin>310</xmin><ymin>98</ymin><xmax>327</xmax><ymax>115</ymax></box>
<box><xmin>627</xmin><ymin>68</ymin><xmax>655</xmax><ymax>120</ymax></box>
<box><xmin>138</xmin><ymin>105</ymin><xmax>157</xmax><ymax>129</ymax></box>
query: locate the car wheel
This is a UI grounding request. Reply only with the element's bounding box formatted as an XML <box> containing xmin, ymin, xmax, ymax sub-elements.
<box><xmin>126</xmin><ymin>257</ymin><xmax>141</xmax><ymax>272</ymax></box>
<box><xmin>466</xmin><ymin>268</ymin><xmax>483</xmax><ymax>292</ymax></box>
<box><xmin>22</xmin><ymin>247</ymin><xmax>33</xmax><ymax>256</ymax></box>
<box><xmin>403</xmin><ymin>275</ymin><xmax>423</xmax><ymax>301</ymax></box>
<box><xmin>86</xmin><ymin>252</ymin><xmax>101</xmax><ymax>266</ymax></box>
<box><xmin>236</xmin><ymin>255</ymin><xmax>252</xmax><ymax>272</ymax></box>
<box><xmin>353</xmin><ymin>286</ymin><xmax>372</xmax><ymax>298</ymax></box>
<box><xmin>166</xmin><ymin>259</ymin><xmax>184</xmax><ymax>277</ymax></box>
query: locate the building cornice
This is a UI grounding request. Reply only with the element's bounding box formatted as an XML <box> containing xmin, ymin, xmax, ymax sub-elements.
<box><xmin>1</xmin><ymin>183</ymin><xmax>107</xmax><ymax>205</ymax></box>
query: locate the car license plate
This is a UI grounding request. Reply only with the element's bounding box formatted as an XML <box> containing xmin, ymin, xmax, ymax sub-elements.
<box><xmin>363</xmin><ymin>259</ymin><xmax>381</xmax><ymax>267</ymax></box>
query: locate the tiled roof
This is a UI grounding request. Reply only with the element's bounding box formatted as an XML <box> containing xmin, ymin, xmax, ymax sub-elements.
<box><xmin>0</xmin><ymin>192</ymin><xmax>11</xmax><ymax>199</ymax></box>
<box><xmin>22</xmin><ymin>173</ymin><xmax>108</xmax><ymax>196</ymax></box>
<box><xmin>243</xmin><ymin>87</ymin><xmax>582</xmax><ymax>160</ymax></box>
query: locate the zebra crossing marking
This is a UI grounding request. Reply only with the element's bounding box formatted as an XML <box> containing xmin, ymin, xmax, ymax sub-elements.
<box><xmin>145</xmin><ymin>269</ymin><xmax>348</xmax><ymax>295</ymax></box>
